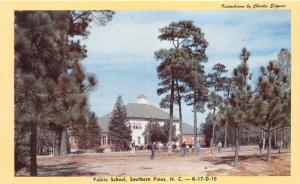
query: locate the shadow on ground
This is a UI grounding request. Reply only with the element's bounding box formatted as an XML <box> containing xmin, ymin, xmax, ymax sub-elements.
<box><xmin>203</xmin><ymin>154</ymin><xmax>280</xmax><ymax>167</ymax></box>
<box><xmin>38</xmin><ymin>162</ymin><xmax>96</xmax><ymax>176</ymax></box>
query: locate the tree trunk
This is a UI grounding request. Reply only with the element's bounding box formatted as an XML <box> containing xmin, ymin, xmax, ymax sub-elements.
<box><xmin>234</xmin><ymin>127</ymin><xmax>239</xmax><ymax>167</ymax></box>
<box><xmin>60</xmin><ymin>128</ymin><xmax>68</xmax><ymax>156</ymax></box>
<box><xmin>224</xmin><ymin>122</ymin><xmax>228</xmax><ymax>148</ymax></box>
<box><xmin>176</xmin><ymin>80</ymin><xmax>183</xmax><ymax>147</ymax></box>
<box><xmin>279</xmin><ymin>128</ymin><xmax>284</xmax><ymax>154</ymax></box>
<box><xmin>193</xmin><ymin>100</ymin><xmax>197</xmax><ymax>147</ymax></box>
<box><xmin>262</xmin><ymin>130</ymin><xmax>266</xmax><ymax>150</ymax></box>
<box><xmin>30</xmin><ymin>120</ymin><xmax>37</xmax><ymax>176</ymax></box>
<box><xmin>168</xmin><ymin>79</ymin><xmax>175</xmax><ymax>147</ymax></box>
<box><xmin>278</xmin><ymin>128</ymin><xmax>284</xmax><ymax>153</ymax></box>
<box><xmin>274</xmin><ymin>130</ymin><xmax>277</xmax><ymax>147</ymax></box>
<box><xmin>54</xmin><ymin>126</ymin><xmax>62</xmax><ymax>156</ymax></box>
<box><xmin>210</xmin><ymin>107</ymin><xmax>216</xmax><ymax>153</ymax></box>
<box><xmin>267</xmin><ymin>127</ymin><xmax>272</xmax><ymax>161</ymax></box>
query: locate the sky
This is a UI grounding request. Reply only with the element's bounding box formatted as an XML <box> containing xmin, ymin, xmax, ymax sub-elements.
<box><xmin>80</xmin><ymin>10</ymin><xmax>290</xmax><ymax>127</ymax></box>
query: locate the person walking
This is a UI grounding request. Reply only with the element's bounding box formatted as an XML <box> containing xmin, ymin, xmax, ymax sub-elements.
<box><xmin>217</xmin><ymin>141</ymin><xmax>222</xmax><ymax>153</ymax></box>
<box><xmin>150</xmin><ymin>142</ymin><xmax>156</xmax><ymax>160</ymax></box>
<box><xmin>259</xmin><ymin>140</ymin><xmax>263</xmax><ymax>155</ymax></box>
<box><xmin>131</xmin><ymin>141</ymin><xmax>136</xmax><ymax>155</ymax></box>
<box><xmin>195</xmin><ymin>142</ymin><xmax>201</xmax><ymax>155</ymax></box>
<box><xmin>181</xmin><ymin>141</ymin><xmax>187</xmax><ymax>156</ymax></box>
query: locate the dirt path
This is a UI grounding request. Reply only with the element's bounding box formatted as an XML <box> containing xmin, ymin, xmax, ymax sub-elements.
<box><xmin>32</xmin><ymin>146</ymin><xmax>290</xmax><ymax>176</ymax></box>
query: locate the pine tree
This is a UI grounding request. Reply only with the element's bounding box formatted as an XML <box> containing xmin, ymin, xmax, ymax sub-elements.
<box><xmin>217</xmin><ymin>48</ymin><xmax>253</xmax><ymax>167</ymax></box>
<box><xmin>109</xmin><ymin>96</ymin><xmax>132</xmax><ymax>150</ymax></box>
<box><xmin>155</xmin><ymin>20</ymin><xmax>208</xmax><ymax>147</ymax></box>
<box><xmin>252</xmin><ymin>61</ymin><xmax>290</xmax><ymax>161</ymax></box>
<box><xmin>222</xmin><ymin>77</ymin><xmax>232</xmax><ymax>148</ymax></box>
<box><xmin>50</xmin><ymin>11</ymin><xmax>113</xmax><ymax>157</ymax></box>
<box><xmin>184</xmin><ymin>68</ymin><xmax>208</xmax><ymax>148</ymax></box>
<box><xmin>202</xmin><ymin>113</ymin><xmax>214</xmax><ymax>146</ymax></box>
<box><xmin>76</xmin><ymin>112</ymin><xmax>101</xmax><ymax>150</ymax></box>
<box><xmin>87</xmin><ymin>112</ymin><xmax>102</xmax><ymax>149</ymax></box>
<box><xmin>37</xmin><ymin>122</ymin><xmax>55</xmax><ymax>155</ymax></box>
<box><xmin>14</xmin><ymin>10</ymin><xmax>114</xmax><ymax>175</ymax></box>
<box><xmin>155</xmin><ymin>48</ymin><xmax>186</xmax><ymax>146</ymax></box>
<box><xmin>15</xmin><ymin>11</ymin><xmax>72</xmax><ymax>175</ymax></box>
<box><xmin>274</xmin><ymin>48</ymin><xmax>291</xmax><ymax>152</ymax></box>
<box><xmin>207</xmin><ymin>63</ymin><xmax>228</xmax><ymax>147</ymax></box>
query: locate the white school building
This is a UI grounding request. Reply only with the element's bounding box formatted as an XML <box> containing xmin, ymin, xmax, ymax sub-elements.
<box><xmin>97</xmin><ymin>95</ymin><xmax>180</xmax><ymax>149</ymax></box>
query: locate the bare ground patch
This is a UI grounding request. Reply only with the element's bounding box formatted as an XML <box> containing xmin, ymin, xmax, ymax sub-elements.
<box><xmin>16</xmin><ymin>146</ymin><xmax>290</xmax><ymax>176</ymax></box>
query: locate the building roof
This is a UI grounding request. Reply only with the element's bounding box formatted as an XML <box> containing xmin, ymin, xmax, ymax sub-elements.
<box><xmin>98</xmin><ymin>103</ymin><xmax>179</xmax><ymax>132</ymax></box>
<box><xmin>182</xmin><ymin>122</ymin><xmax>195</xmax><ymax>135</ymax></box>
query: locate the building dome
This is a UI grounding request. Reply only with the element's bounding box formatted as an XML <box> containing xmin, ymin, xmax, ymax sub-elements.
<box><xmin>136</xmin><ymin>95</ymin><xmax>148</xmax><ymax>104</ymax></box>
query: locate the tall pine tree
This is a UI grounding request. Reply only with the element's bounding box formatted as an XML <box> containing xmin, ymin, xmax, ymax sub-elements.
<box><xmin>252</xmin><ymin>61</ymin><xmax>290</xmax><ymax>161</ymax></box>
<box><xmin>207</xmin><ymin>63</ymin><xmax>228</xmax><ymax>147</ymax></box>
<box><xmin>155</xmin><ymin>20</ymin><xmax>208</xmax><ymax>147</ymax></box>
<box><xmin>14</xmin><ymin>10</ymin><xmax>114</xmax><ymax>175</ymax></box>
<box><xmin>217</xmin><ymin>48</ymin><xmax>252</xmax><ymax>166</ymax></box>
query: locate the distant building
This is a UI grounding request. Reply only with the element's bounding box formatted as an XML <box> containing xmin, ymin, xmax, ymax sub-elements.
<box><xmin>69</xmin><ymin>95</ymin><xmax>206</xmax><ymax>152</ymax></box>
<box><xmin>182</xmin><ymin>123</ymin><xmax>206</xmax><ymax>147</ymax></box>
<box><xmin>98</xmin><ymin>95</ymin><xmax>180</xmax><ymax>149</ymax></box>
<box><xmin>69</xmin><ymin>135</ymin><xmax>79</xmax><ymax>152</ymax></box>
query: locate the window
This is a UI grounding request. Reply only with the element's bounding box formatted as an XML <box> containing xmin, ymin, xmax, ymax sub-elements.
<box><xmin>102</xmin><ymin>136</ymin><xmax>107</xmax><ymax>145</ymax></box>
<box><xmin>138</xmin><ymin>137</ymin><xmax>141</xmax><ymax>144</ymax></box>
<box><xmin>131</xmin><ymin>123</ymin><xmax>142</xmax><ymax>129</ymax></box>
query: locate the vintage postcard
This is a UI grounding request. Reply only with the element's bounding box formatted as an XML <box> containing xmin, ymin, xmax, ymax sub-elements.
<box><xmin>0</xmin><ymin>0</ymin><xmax>299</xmax><ymax>184</ymax></box>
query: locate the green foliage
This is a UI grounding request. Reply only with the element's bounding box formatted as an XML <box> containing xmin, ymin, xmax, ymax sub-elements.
<box><xmin>15</xmin><ymin>123</ymin><xmax>30</xmax><ymax>172</ymax></box>
<box><xmin>87</xmin><ymin>112</ymin><xmax>102</xmax><ymax>148</ymax></box>
<box><xmin>14</xmin><ymin>10</ymin><xmax>114</xmax><ymax>174</ymax></box>
<box><xmin>109</xmin><ymin>96</ymin><xmax>132</xmax><ymax>150</ymax></box>
<box><xmin>201</xmin><ymin>113</ymin><xmax>214</xmax><ymax>146</ymax></box>
<box><xmin>207</xmin><ymin>63</ymin><xmax>228</xmax><ymax>111</ymax></box>
<box><xmin>222</xmin><ymin>47</ymin><xmax>253</xmax><ymax>128</ymax></box>
<box><xmin>251</xmin><ymin>57</ymin><xmax>290</xmax><ymax>160</ymax></box>
<box><xmin>155</xmin><ymin>20</ymin><xmax>208</xmax><ymax>144</ymax></box>
<box><xmin>144</xmin><ymin>122</ymin><xmax>168</xmax><ymax>144</ymax></box>
<box><xmin>184</xmin><ymin>63</ymin><xmax>208</xmax><ymax>112</ymax></box>
<box><xmin>252</xmin><ymin>60</ymin><xmax>290</xmax><ymax>129</ymax></box>
<box><xmin>206</xmin><ymin>63</ymin><xmax>228</xmax><ymax>145</ymax></box>
<box><xmin>215</xmin><ymin>48</ymin><xmax>291</xmax><ymax>163</ymax></box>
<box><xmin>15</xmin><ymin>11</ymin><xmax>73</xmax><ymax>174</ymax></box>
<box><xmin>218</xmin><ymin>48</ymin><xmax>253</xmax><ymax>127</ymax></box>
<box><xmin>37</xmin><ymin>122</ymin><xmax>55</xmax><ymax>155</ymax></box>
<box><xmin>216</xmin><ymin>47</ymin><xmax>253</xmax><ymax>166</ymax></box>
<box><xmin>207</xmin><ymin>63</ymin><xmax>228</xmax><ymax>90</ymax></box>
<box><xmin>76</xmin><ymin>112</ymin><xmax>102</xmax><ymax>150</ymax></box>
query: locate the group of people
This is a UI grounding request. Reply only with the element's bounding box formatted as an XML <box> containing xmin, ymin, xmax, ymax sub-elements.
<box><xmin>181</xmin><ymin>141</ymin><xmax>202</xmax><ymax>156</ymax></box>
<box><xmin>148</xmin><ymin>141</ymin><xmax>224</xmax><ymax>160</ymax></box>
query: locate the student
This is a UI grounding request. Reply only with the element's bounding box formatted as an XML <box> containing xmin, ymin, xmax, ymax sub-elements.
<box><xmin>217</xmin><ymin>141</ymin><xmax>222</xmax><ymax>153</ymax></box>
<box><xmin>259</xmin><ymin>140</ymin><xmax>263</xmax><ymax>155</ymax></box>
<box><xmin>181</xmin><ymin>141</ymin><xmax>187</xmax><ymax>156</ymax></box>
<box><xmin>195</xmin><ymin>142</ymin><xmax>201</xmax><ymax>155</ymax></box>
<box><xmin>150</xmin><ymin>142</ymin><xmax>156</xmax><ymax>160</ymax></box>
